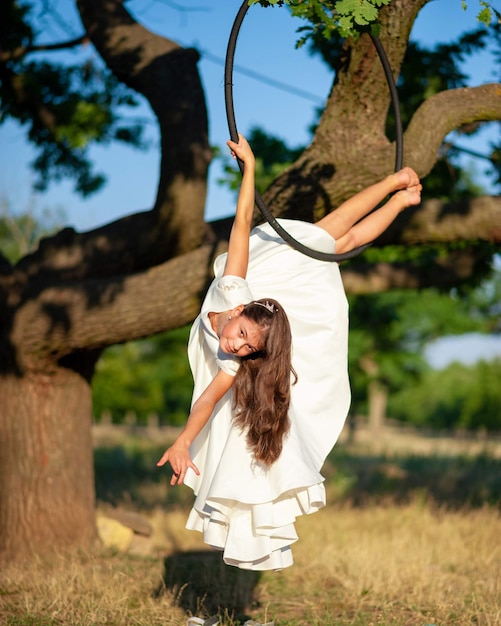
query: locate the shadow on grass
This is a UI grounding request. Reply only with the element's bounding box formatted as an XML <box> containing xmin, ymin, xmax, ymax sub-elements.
<box><xmin>324</xmin><ymin>448</ymin><xmax>501</xmax><ymax>508</ymax></box>
<box><xmin>94</xmin><ymin>444</ymin><xmax>261</xmax><ymax>619</ymax></box>
<box><xmin>156</xmin><ymin>550</ymin><xmax>260</xmax><ymax>620</ymax></box>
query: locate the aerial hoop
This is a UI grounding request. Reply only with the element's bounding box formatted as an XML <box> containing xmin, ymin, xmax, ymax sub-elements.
<box><xmin>224</xmin><ymin>0</ymin><xmax>404</xmax><ymax>262</ymax></box>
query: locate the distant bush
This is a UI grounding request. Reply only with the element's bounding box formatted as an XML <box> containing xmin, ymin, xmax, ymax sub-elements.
<box><xmin>388</xmin><ymin>358</ymin><xmax>501</xmax><ymax>431</ymax></box>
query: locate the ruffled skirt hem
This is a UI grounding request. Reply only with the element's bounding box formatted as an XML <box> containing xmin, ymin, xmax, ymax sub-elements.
<box><xmin>185</xmin><ymin>482</ymin><xmax>326</xmax><ymax>570</ymax></box>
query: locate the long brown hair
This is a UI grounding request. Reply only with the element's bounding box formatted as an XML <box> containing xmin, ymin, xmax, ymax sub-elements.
<box><xmin>232</xmin><ymin>298</ymin><xmax>296</xmax><ymax>466</ymax></box>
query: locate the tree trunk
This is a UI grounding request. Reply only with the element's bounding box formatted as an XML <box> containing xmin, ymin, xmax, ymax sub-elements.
<box><xmin>368</xmin><ymin>379</ymin><xmax>388</xmax><ymax>442</ymax></box>
<box><xmin>0</xmin><ymin>368</ymin><xmax>96</xmax><ymax>562</ymax></box>
<box><xmin>360</xmin><ymin>354</ymin><xmax>388</xmax><ymax>443</ymax></box>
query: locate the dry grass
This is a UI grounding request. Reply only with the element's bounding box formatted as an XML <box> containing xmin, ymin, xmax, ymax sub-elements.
<box><xmin>273</xmin><ymin>503</ymin><xmax>501</xmax><ymax>625</ymax></box>
<box><xmin>0</xmin><ymin>550</ymin><xmax>184</xmax><ymax>625</ymax></box>
<box><xmin>1</xmin><ymin>426</ymin><xmax>501</xmax><ymax>625</ymax></box>
<box><xmin>1</xmin><ymin>503</ymin><xmax>500</xmax><ymax>625</ymax></box>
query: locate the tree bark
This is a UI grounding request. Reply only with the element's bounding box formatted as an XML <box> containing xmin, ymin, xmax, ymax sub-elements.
<box><xmin>9</xmin><ymin>243</ymin><xmax>223</xmax><ymax>370</ymax></box>
<box><xmin>0</xmin><ymin>369</ymin><xmax>96</xmax><ymax>561</ymax></box>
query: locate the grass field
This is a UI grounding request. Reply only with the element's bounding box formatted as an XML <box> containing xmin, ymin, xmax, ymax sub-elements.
<box><xmin>1</xmin><ymin>424</ymin><xmax>500</xmax><ymax>625</ymax></box>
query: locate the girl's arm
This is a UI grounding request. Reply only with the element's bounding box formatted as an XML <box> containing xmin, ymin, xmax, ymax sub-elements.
<box><xmin>156</xmin><ymin>369</ymin><xmax>235</xmax><ymax>485</ymax></box>
<box><xmin>223</xmin><ymin>134</ymin><xmax>256</xmax><ymax>279</ymax></box>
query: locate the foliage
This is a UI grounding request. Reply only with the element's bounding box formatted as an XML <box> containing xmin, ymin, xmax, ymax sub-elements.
<box><xmin>0</xmin><ymin>0</ymin><xmax>146</xmax><ymax>196</ymax></box>
<box><xmin>92</xmin><ymin>327</ymin><xmax>192</xmax><ymax>426</ymax></box>
<box><xmin>251</xmin><ymin>0</ymin><xmax>499</xmax><ymax>42</ymax></box>
<box><xmin>252</xmin><ymin>0</ymin><xmax>392</xmax><ymax>40</ymax></box>
<box><xmin>0</xmin><ymin>198</ymin><xmax>64</xmax><ymax>263</ymax></box>
<box><xmin>473</xmin><ymin>1</ymin><xmax>501</xmax><ymax>25</ymax></box>
<box><xmin>389</xmin><ymin>358</ymin><xmax>501</xmax><ymax>430</ymax></box>
<box><xmin>347</xmin><ymin>283</ymin><xmax>496</xmax><ymax>417</ymax></box>
<box><xmin>466</xmin><ymin>260</ymin><xmax>501</xmax><ymax>331</ymax></box>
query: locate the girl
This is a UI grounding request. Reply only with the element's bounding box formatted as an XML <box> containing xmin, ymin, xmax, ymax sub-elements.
<box><xmin>158</xmin><ymin>134</ymin><xmax>422</xmax><ymax>571</ymax></box>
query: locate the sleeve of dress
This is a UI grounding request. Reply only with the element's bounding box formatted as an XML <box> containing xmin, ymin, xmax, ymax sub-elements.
<box><xmin>209</xmin><ymin>275</ymin><xmax>253</xmax><ymax>313</ymax></box>
<box><xmin>197</xmin><ymin>273</ymin><xmax>254</xmax><ymax>377</ymax></box>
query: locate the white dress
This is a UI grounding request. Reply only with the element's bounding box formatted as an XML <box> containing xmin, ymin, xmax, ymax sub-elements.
<box><xmin>184</xmin><ymin>219</ymin><xmax>351</xmax><ymax>570</ymax></box>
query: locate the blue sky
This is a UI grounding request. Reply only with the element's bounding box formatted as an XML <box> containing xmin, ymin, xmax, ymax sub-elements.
<box><xmin>0</xmin><ymin>0</ymin><xmax>500</xmax><ymax>365</ymax></box>
<box><xmin>426</xmin><ymin>332</ymin><xmax>501</xmax><ymax>369</ymax></box>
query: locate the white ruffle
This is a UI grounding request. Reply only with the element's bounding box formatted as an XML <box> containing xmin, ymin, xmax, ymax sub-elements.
<box><xmin>186</xmin><ymin>482</ymin><xmax>325</xmax><ymax>570</ymax></box>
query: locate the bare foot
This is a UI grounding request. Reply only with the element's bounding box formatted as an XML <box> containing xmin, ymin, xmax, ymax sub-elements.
<box><xmin>392</xmin><ymin>167</ymin><xmax>420</xmax><ymax>192</ymax></box>
<box><xmin>394</xmin><ymin>182</ymin><xmax>422</xmax><ymax>208</ymax></box>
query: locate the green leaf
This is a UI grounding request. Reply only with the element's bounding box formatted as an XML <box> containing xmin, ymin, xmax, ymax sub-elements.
<box><xmin>477</xmin><ymin>6</ymin><xmax>492</xmax><ymax>24</ymax></box>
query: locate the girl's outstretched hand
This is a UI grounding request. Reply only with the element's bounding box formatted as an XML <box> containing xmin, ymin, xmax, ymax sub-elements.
<box><xmin>227</xmin><ymin>133</ymin><xmax>255</xmax><ymax>167</ymax></box>
<box><xmin>156</xmin><ymin>439</ymin><xmax>200</xmax><ymax>486</ymax></box>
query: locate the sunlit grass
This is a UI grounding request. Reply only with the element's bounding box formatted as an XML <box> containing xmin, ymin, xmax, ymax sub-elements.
<box><xmin>1</xmin><ymin>503</ymin><xmax>499</xmax><ymax>625</ymax></box>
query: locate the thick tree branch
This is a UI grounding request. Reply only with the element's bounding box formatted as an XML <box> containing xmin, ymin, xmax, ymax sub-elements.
<box><xmin>341</xmin><ymin>247</ymin><xmax>491</xmax><ymax>294</ymax></box>
<box><xmin>75</xmin><ymin>0</ymin><xmax>211</xmax><ymax>256</ymax></box>
<box><xmin>14</xmin><ymin>211</ymin><xmax>181</xmax><ymax>281</ymax></box>
<box><xmin>12</xmin><ymin>241</ymin><xmax>486</xmax><ymax>368</ymax></box>
<box><xmin>11</xmin><ymin>191</ymin><xmax>501</xmax><ymax>290</ymax></box>
<box><xmin>12</xmin><ymin>192</ymin><xmax>500</xmax><ymax>369</ymax></box>
<box><xmin>404</xmin><ymin>84</ymin><xmax>501</xmax><ymax>176</ymax></box>
<box><xmin>259</xmin><ymin>0</ymin><xmax>431</xmax><ymax>221</ymax></box>
<box><xmin>4</xmin><ymin>0</ymin><xmax>213</xmax><ymax>282</ymax></box>
<box><xmin>377</xmin><ymin>195</ymin><xmax>501</xmax><ymax>246</ymax></box>
<box><xmin>11</xmin><ymin>243</ymin><xmax>220</xmax><ymax>369</ymax></box>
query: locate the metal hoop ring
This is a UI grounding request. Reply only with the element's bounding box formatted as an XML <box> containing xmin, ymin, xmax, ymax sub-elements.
<box><xmin>224</xmin><ymin>1</ymin><xmax>403</xmax><ymax>262</ymax></box>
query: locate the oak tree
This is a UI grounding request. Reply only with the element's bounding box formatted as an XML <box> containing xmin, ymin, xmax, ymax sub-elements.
<box><xmin>0</xmin><ymin>0</ymin><xmax>500</xmax><ymax>562</ymax></box>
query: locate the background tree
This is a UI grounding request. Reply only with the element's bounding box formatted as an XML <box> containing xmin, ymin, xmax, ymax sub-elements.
<box><xmin>1</xmin><ymin>0</ymin><xmax>501</xmax><ymax>563</ymax></box>
<box><xmin>0</xmin><ymin>197</ymin><xmax>64</xmax><ymax>262</ymax></box>
<box><xmin>347</xmin><ymin>284</ymin><xmax>498</xmax><ymax>432</ymax></box>
<box><xmin>92</xmin><ymin>327</ymin><xmax>192</xmax><ymax>426</ymax></box>
<box><xmin>389</xmin><ymin>358</ymin><xmax>501</xmax><ymax>430</ymax></box>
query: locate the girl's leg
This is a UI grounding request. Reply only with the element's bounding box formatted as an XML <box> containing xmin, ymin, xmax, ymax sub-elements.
<box><xmin>334</xmin><ymin>182</ymin><xmax>421</xmax><ymax>254</ymax></box>
<box><xmin>317</xmin><ymin>168</ymin><xmax>419</xmax><ymax>241</ymax></box>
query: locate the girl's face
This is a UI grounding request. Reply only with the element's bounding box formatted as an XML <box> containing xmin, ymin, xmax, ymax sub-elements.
<box><xmin>219</xmin><ymin>309</ymin><xmax>263</xmax><ymax>357</ymax></box>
